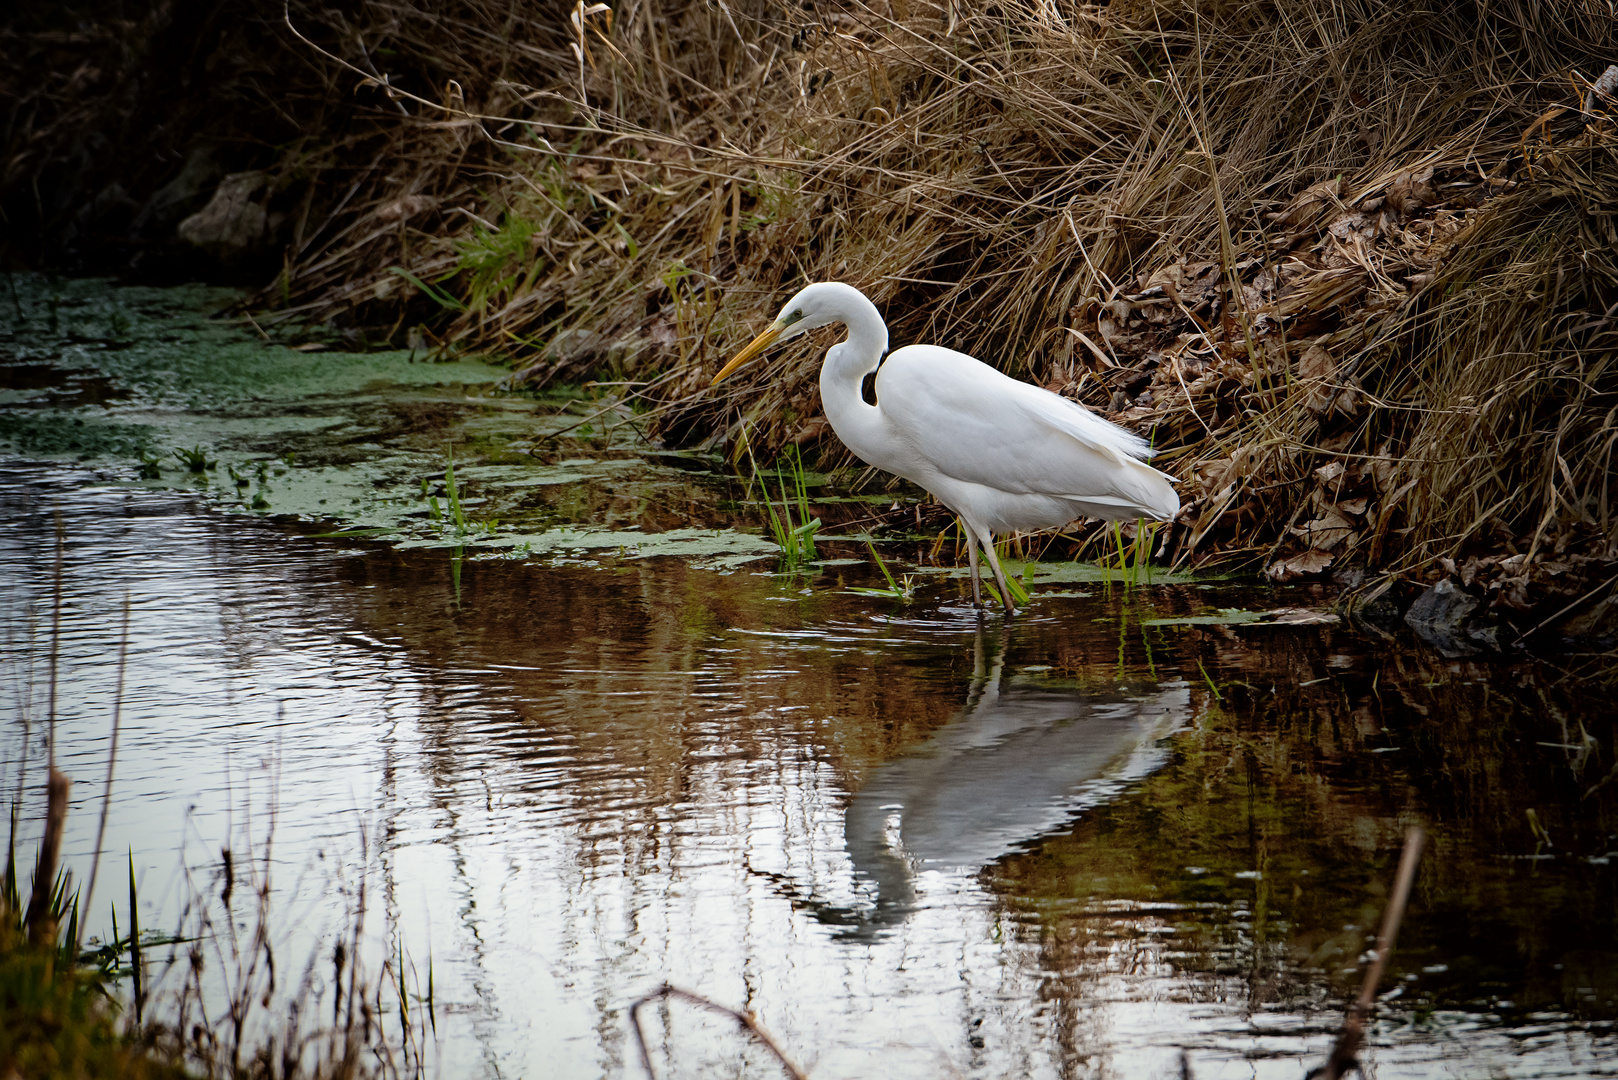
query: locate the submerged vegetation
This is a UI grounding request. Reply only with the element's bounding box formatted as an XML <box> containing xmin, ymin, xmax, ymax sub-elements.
<box><xmin>4</xmin><ymin>0</ymin><xmax>1618</xmax><ymax>635</ymax></box>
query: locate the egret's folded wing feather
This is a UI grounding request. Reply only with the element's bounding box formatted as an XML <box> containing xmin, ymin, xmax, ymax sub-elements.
<box><xmin>877</xmin><ymin>345</ymin><xmax>1171</xmax><ymax>508</ymax></box>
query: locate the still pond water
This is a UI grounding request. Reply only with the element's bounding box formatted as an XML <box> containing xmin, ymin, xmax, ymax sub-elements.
<box><xmin>2</xmin><ymin>276</ymin><xmax>1615</xmax><ymax>1078</ymax></box>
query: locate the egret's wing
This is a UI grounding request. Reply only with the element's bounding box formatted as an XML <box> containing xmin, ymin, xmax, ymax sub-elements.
<box><xmin>877</xmin><ymin>345</ymin><xmax>1172</xmax><ymax>505</ymax></box>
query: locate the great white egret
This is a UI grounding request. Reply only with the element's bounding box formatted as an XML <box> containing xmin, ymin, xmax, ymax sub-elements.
<box><xmin>711</xmin><ymin>282</ymin><xmax>1179</xmax><ymax>612</ymax></box>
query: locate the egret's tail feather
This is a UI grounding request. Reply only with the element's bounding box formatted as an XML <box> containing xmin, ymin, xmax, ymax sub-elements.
<box><xmin>1121</xmin><ymin>458</ymin><xmax>1180</xmax><ymax>522</ymax></box>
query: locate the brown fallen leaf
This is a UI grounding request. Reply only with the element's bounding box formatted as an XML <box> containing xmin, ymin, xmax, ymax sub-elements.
<box><xmin>1327</xmin><ymin>209</ymin><xmax>1385</xmax><ymax>244</ymax></box>
<box><xmin>1275</xmin><ymin>266</ymin><xmax>1371</xmax><ymax>316</ymax></box>
<box><xmin>375</xmin><ymin>193</ymin><xmax>438</xmax><ymax>222</ymax></box>
<box><xmin>1369</xmin><ymin>443</ymin><xmax>1398</xmax><ymax>491</ymax></box>
<box><xmin>1293</xmin><ymin>507</ymin><xmax>1357</xmax><ymax>551</ymax></box>
<box><xmin>1314</xmin><ymin>460</ymin><xmax>1346</xmax><ymax>485</ymax></box>
<box><xmin>1385</xmin><ymin>166</ymin><xmax>1437</xmax><ymax>218</ymax></box>
<box><xmin>1096</xmin><ymin>298</ymin><xmax>1132</xmax><ymax>348</ymax></box>
<box><xmin>1265</xmin><ymin>549</ymin><xmax>1335</xmax><ymax>581</ymax></box>
<box><xmin>1328</xmin><ymin>379</ymin><xmax>1360</xmax><ymax>419</ymax></box>
<box><xmin>1298</xmin><ymin>343</ymin><xmax>1334</xmax><ymax>379</ymax></box>
<box><xmin>1295</xmin><ymin>343</ymin><xmax>1359</xmax><ymax>416</ymax></box>
<box><xmin>1589</xmin><ymin>64</ymin><xmax>1618</xmax><ymax>108</ymax></box>
<box><xmin>789</xmin><ymin>417</ymin><xmax>831</xmax><ymax>444</ymax></box>
<box><xmin>1271</xmin><ymin>177</ymin><xmax>1346</xmax><ymax>233</ymax></box>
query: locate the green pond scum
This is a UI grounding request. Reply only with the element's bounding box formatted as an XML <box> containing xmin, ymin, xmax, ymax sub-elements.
<box><xmin>0</xmin><ymin>273</ymin><xmax>791</xmax><ymax>566</ymax></box>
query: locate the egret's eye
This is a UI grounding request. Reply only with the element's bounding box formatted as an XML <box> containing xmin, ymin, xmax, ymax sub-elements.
<box><xmin>782</xmin><ymin>309</ymin><xmax>805</xmax><ymax>326</ymax></box>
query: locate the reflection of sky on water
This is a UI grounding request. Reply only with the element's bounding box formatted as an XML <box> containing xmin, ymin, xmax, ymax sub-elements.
<box><xmin>2</xmin><ymin>464</ymin><xmax>1612</xmax><ymax>1079</ymax></box>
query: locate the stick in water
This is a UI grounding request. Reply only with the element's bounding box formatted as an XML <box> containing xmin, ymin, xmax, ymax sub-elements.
<box><xmin>630</xmin><ymin>983</ymin><xmax>806</xmax><ymax>1080</ymax></box>
<box><xmin>1311</xmin><ymin>825</ymin><xmax>1427</xmax><ymax>1080</ymax></box>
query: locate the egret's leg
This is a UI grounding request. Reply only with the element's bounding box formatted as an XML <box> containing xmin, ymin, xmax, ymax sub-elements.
<box><xmin>978</xmin><ymin>534</ymin><xmax>1018</xmax><ymax>615</ymax></box>
<box><xmin>963</xmin><ymin>519</ymin><xmax>984</xmax><ymax>607</ymax></box>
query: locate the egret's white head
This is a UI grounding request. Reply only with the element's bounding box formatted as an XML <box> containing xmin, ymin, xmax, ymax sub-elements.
<box><xmin>711</xmin><ymin>282</ymin><xmax>877</xmax><ymax>386</ymax></box>
<box><xmin>770</xmin><ymin>281</ymin><xmax>867</xmax><ymax>338</ymax></box>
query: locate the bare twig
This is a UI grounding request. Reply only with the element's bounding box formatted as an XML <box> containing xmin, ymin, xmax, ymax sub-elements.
<box><xmin>79</xmin><ymin>593</ymin><xmax>130</xmax><ymax>953</ymax></box>
<box><xmin>629</xmin><ymin>983</ymin><xmax>807</xmax><ymax>1080</ymax></box>
<box><xmin>47</xmin><ymin>510</ymin><xmax>63</xmax><ymax>772</ymax></box>
<box><xmin>1310</xmin><ymin>826</ymin><xmax>1427</xmax><ymax>1080</ymax></box>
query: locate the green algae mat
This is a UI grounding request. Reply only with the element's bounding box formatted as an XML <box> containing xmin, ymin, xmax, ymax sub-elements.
<box><xmin>0</xmin><ymin>274</ymin><xmax>778</xmax><ymax>569</ymax></box>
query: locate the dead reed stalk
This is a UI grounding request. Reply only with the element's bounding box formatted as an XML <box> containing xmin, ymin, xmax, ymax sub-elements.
<box><xmin>23</xmin><ymin>768</ymin><xmax>70</xmax><ymax>947</ymax></box>
<box><xmin>1310</xmin><ymin>825</ymin><xmax>1427</xmax><ymax>1080</ymax></box>
<box><xmin>272</xmin><ymin>0</ymin><xmax>1618</xmax><ymax>600</ymax></box>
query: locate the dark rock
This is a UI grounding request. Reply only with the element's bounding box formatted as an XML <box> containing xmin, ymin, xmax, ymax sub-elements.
<box><xmin>72</xmin><ymin>181</ymin><xmax>140</xmax><ymax>236</ymax></box>
<box><xmin>1404</xmin><ymin>578</ymin><xmax>1502</xmax><ymax>657</ymax></box>
<box><xmin>177</xmin><ymin>171</ymin><xmax>279</xmax><ymax>263</ymax></box>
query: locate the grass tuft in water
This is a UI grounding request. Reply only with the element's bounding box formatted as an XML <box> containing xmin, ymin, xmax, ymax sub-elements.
<box><xmin>756</xmin><ymin>446</ymin><xmax>820</xmax><ymax>568</ymax></box>
<box><xmin>171</xmin><ymin>445</ymin><xmax>216</xmax><ymax>474</ymax></box>
<box><xmin>846</xmin><ymin>539</ymin><xmax>915</xmax><ymax>601</ymax></box>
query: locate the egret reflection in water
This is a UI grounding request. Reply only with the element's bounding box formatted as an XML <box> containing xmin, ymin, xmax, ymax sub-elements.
<box><xmin>797</xmin><ymin>626</ymin><xmax>1190</xmax><ymax>939</ymax></box>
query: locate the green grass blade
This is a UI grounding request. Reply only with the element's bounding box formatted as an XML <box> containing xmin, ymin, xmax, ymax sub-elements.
<box><xmin>865</xmin><ymin>539</ymin><xmax>901</xmax><ymax>592</ymax></box>
<box><xmin>445</xmin><ymin>448</ymin><xmax>465</xmax><ymax>534</ymax></box>
<box><xmin>387</xmin><ymin>267</ymin><xmax>466</xmax><ymax>311</ymax></box>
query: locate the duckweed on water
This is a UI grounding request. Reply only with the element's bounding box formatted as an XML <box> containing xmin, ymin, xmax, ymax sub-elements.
<box><xmin>0</xmin><ymin>274</ymin><xmax>789</xmax><ymax>567</ymax></box>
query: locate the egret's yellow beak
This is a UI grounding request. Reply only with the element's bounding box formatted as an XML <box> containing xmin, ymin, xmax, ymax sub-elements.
<box><xmin>710</xmin><ymin>322</ymin><xmax>784</xmax><ymax>386</ymax></box>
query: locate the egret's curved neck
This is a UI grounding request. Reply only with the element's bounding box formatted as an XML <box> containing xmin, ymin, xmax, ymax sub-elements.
<box><xmin>820</xmin><ymin>289</ymin><xmax>890</xmax><ymax>384</ymax></box>
<box><xmin>815</xmin><ymin>287</ymin><xmax>895</xmax><ymax>468</ymax></box>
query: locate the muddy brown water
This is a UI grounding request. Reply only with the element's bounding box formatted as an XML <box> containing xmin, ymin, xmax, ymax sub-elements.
<box><xmin>2</xmin><ymin>277</ymin><xmax>1615</xmax><ymax>1078</ymax></box>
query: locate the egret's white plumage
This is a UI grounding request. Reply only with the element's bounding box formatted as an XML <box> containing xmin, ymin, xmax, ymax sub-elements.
<box><xmin>711</xmin><ymin>281</ymin><xmax>1178</xmax><ymax>611</ymax></box>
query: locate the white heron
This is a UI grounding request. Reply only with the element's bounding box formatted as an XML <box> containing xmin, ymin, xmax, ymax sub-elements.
<box><xmin>711</xmin><ymin>282</ymin><xmax>1179</xmax><ymax>612</ymax></box>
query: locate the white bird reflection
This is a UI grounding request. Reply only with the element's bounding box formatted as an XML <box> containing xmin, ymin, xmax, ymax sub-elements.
<box><xmin>808</xmin><ymin>626</ymin><xmax>1190</xmax><ymax>939</ymax></box>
